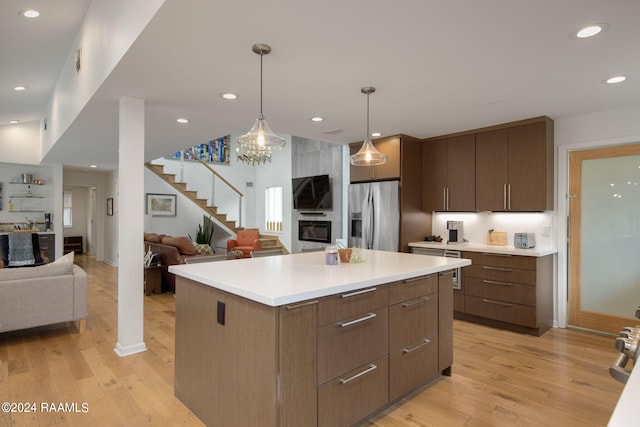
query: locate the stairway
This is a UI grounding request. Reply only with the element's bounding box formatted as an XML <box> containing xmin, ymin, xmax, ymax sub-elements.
<box><xmin>145</xmin><ymin>161</ymin><xmax>289</xmax><ymax>253</ymax></box>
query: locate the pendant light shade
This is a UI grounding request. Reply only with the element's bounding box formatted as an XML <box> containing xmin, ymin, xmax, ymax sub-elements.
<box><xmin>350</xmin><ymin>87</ymin><xmax>387</xmax><ymax>166</ymax></box>
<box><xmin>237</xmin><ymin>44</ymin><xmax>286</xmax><ymax>154</ymax></box>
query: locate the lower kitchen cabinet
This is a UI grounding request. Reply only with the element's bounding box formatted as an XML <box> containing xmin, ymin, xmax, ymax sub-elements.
<box><xmin>175</xmin><ymin>270</ymin><xmax>456</xmax><ymax>426</ymax></box>
<box><xmin>456</xmin><ymin>251</ymin><xmax>553</xmax><ymax>336</ymax></box>
<box><xmin>38</xmin><ymin>233</ymin><xmax>55</xmax><ymax>261</ymax></box>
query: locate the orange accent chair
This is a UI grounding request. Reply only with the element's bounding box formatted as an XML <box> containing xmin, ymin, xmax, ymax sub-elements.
<box><xmin>227</xmin><ymin>230</ymin><xmax>262</xmax><ymax>258</ymax></box>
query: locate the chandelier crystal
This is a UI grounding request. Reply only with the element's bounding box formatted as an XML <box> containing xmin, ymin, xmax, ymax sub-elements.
<box><xmin>350</xmin><ymin>87</ymin><xmax>387</xmax><ymax>166</ymax></box>
<box><xmin>237</xmin><ymin>44</ymin><xmax>286</xmax><ymax>154</ymax></box>
<box><xmin>236</xmin><ymin>145</ymin><xmax>272</xmax><ymax>165</ymax></box>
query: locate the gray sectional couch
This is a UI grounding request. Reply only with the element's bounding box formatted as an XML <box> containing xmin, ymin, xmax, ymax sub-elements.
<box><xmin>0</xmin><ymin>261</ymin><xmax>88</xmax><ymax>334</ymax></box>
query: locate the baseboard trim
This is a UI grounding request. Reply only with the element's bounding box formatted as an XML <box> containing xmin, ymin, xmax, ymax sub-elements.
<box><xmin>114</xmin><ymin>341</ymin><xmax>147</xmax><ymax>357</ymax></box>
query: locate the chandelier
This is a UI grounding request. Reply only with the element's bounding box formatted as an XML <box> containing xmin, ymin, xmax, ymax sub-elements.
<box><xmin>349</xmin><ymin>86</ymin><xmax>387</xmax><ymax>166</ymax></box>
<box><xmin>237</xmin><ymin>43</ymin><xmax>286</xmax><ymax>157</ymax></box>
<box><xmin>236</xmin><ymin>145</ymin><xmax>272</xmax><ymax>165</ymax></box>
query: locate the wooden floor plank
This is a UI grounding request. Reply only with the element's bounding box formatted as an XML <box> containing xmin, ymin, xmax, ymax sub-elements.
<box><xmin>0</xmin><ymin>254</ymin><xmax>625</xmax><ymax>426</ymax></box>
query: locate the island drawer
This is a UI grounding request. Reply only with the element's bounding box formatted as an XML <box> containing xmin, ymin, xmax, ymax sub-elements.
<box><xmin>464</xmin><ymin>264</ymin><xmax>536</xmax><ymax>286</ymax></box>
<box><xmin>389</xmin><ymin>294</ymin><xmax>437</xmax><ymax>351</ymax></box>
<box><xmin>463</xmin><ymin>251</ymin><xmax>536</xmax><ymax>270</ymax></box>
<box><xmin>388</xmin><ymin>274</ymin><xmax>437</xmax><ymax>305</ymax></box>
<box><xmin>318</xmin><ymin>307</ymin><xmax>388</xmax><ymax>385</ymax></box>
<box><xmin>465</xmin><ymin>277</ymin><xmax>536</xmax><ymax>306</ymax></box>
<box><xmin>389</xmin><ymin>337</ymin><xmax>438</xmax><ymax>401</ymax></box>
<box><xmin>464</xmin><ymin>295</ymin><xmax>536</xmax><ymax>328</ymax></box>
<box><xmin>318</xmin><ymin>286</ymin><xmax>388</xmax><ymax>326</ymax></box>
<box><xmin>318</xmin><ymin>355</ymin><xmax>389</xmax><ymax>427</ymax></box>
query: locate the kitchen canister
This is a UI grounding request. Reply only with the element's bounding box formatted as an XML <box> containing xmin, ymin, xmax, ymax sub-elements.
<box><xmin>325</xmin><ymin>246</ymin><xmax>339</xmax><ymax>265</ymax></box>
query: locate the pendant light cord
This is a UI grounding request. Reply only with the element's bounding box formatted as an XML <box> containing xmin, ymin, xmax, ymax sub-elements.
<box><xmin>366</xmin><ymin>92</ymin><xmax>370</xmax><ymax>139</ymax></box>
<box><xmin>260</xmin><ymin>52</ymin><xmax>264</xmax><ymax>116</ymax></box>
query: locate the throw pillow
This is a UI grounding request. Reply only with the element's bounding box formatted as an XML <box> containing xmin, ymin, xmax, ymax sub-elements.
<box><xmin>161</xmin><ymin>236</ymin><xmax>197</xmax><ymax>255</ymax></box>
<box><xmin>144</xmin><ymin>233</ymin><xmax>162</xmax><ymax>243</ymax></box>
<box><xmin>53</xmin><ymin>251</ymin><xmax>75</xmax><ymax>265</ymax></box>
<box><xmin>193</xmin><ymin>243</ymin><xmax>214</xmax><ymax>254</ymax></box>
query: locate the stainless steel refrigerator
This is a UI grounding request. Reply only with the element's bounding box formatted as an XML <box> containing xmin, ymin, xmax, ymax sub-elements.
<box><xmin>348</xmin><ymin>180</ymin><xmax>399</xmax><ymax>252</ymax></box>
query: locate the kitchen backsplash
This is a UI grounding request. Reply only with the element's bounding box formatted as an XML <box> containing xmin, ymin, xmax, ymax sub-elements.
<box><xmin>432</xmin><ymin>212</ymin><xmax>554</xmax><ymax>248</ymax></box>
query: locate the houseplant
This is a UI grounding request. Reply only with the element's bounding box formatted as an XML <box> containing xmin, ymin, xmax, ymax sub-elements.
<box><xmin>190</xmin><ymin>216</ymin><xmax>215</xmax><ymax>253</ymax></box>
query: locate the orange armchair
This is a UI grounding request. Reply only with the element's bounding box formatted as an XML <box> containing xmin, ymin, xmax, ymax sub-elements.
<box><xmin>227</xmin><ymin>230</ymin><xmax>262</xmax><ymax>258</ymax></box>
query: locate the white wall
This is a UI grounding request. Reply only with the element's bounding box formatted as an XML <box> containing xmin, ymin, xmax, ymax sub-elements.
<box><xmin>104</xmin><ymin>170</ymin><xmax>118</xmax><ymax>266</ymax></box>
<box><xmin>554</xmin><ymin>104</ymin><xmax>640</xmax><ymax>327</ymax></box>
<box><xmin>0</xmin><ymin>121</ymin><xmax>42</xmax><ymax>165</ymax></box>
<box><xmin>41</xmin><ymin>0</ymin><xmax>165</xmax><ymax>157</ymax></box>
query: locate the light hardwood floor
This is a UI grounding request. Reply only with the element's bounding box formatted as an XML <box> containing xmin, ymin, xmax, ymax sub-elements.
<box><xmin>0</xmin><ymin>255</ymin><xmax>624</xmax><ymax>426</ymax></box>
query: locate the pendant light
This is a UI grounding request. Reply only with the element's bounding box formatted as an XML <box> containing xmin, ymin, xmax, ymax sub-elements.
<box><xmin>237</xmin><ymin>44</ymin><xmax>286</xmax><ymax>155</ymax></box>
<box><xmin>349</xmin><ymin>86</ymin><xmax>387</xmax><ymax>166</ymax></box>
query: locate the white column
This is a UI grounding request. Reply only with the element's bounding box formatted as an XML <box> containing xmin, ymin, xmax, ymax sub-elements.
<box><xmin>114</xmin><ymin>96</ymin><xmax>147</xmax><ymax>357</ymax></box>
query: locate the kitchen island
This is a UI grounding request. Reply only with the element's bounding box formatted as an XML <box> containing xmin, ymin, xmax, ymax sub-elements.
<box><xmin>169</xmin><ymin>249</ymin><xmax>470</xmax><ymax>427</ymax></box>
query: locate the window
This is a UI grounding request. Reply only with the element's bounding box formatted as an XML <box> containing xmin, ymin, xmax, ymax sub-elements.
<box><xmin>63</xmin><ymin>189</ymin><xmax>72</xmax><ymax>227</ymax></box>
<box><xmin>265</xmin><ymin>186</ymin><xmax>283</xmax><ymax>232</ymax></box>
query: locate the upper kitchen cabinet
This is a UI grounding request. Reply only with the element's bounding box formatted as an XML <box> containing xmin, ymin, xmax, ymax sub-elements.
<box><xmin>349</xmin><ymin>137</ymin><xmax>401</xmax><ymax>182</ymax></box>
<box><xmin>476</xmin><ymin>117</ymin><xmax>554</xmax><ymax>211</ymax></box>
<box><xmin>422</xmin><ymin>134</ymin><xmax>475</xmax><ymax>212</ymax></box>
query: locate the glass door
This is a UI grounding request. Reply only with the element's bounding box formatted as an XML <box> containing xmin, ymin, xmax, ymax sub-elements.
<box><xmin>568</xmin><ymin>143</ymin><xmax>640</xmax><ymax>334</ymax></box>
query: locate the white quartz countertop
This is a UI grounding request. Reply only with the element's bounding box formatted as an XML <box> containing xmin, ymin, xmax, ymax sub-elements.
<box><xmin>169</xmin><ymin>249</ymin><xmax>471</xmax><ymax>307</ymax></box>
<box><xmin>408</xmin><ymin>241</ymin><xmax>557</xmax><ymax>257</ymax></box>
<box><xmin>608</xmin><ymin>363</ymin><xmax>640</xmax><ymax>426</ymax></box>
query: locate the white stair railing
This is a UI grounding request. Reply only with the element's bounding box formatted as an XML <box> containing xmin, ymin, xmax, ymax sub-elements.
<box><xmin>150</xmin><ymin>156</ymin><xmax>243</xmax><ymax>227</ymax></box>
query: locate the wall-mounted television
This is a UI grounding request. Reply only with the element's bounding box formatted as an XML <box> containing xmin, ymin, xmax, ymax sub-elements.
<box><xmin>292</xmin><ymin>174</ymin><xmax>332</xmax><ymax>210</ymax></box>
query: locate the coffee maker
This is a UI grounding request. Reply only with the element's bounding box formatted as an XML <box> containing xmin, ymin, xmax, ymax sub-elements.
<box><xmin>44</xmin><ymin>213</ymin><xmax>52</xmax><ymax>231</ymax></box>
<box><xmin>446</xmin><ymin>221</ymin><xmax>464</xmax><ymax>244</ymax></box>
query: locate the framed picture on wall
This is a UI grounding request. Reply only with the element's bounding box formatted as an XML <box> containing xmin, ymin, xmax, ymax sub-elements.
<box><xmin>146</xmin><ymin>193</ymin><xmax>177</xmax><ymax>217</ymax></box>
<box><xmin>107</xmin><ymin>198</ymin><xmax>113</xmax><ymax>216</ymax></box>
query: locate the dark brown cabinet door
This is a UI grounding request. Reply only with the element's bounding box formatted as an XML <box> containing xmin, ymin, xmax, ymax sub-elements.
<box><xmin>422</xmin><ymin>139</ymin><xmax>448</xmax><ymax>211</ymax></box>
<box><xmin>507</xmin><ymin>122</ymin><xmax>548</xmax><ymax>211</ymax></box>
<box><xmin>475</xmin><ymin>128</ymin><xmax>509</xmax><ymax>211</ymax></box>
<box><xmin>349</xmin><ymin>137</ymin><xmax>400</xmax><ymax>182</ymax></box>
<box><xmin>423</xmin><ymin>135</ymin><xmax>475</xmax><ymax>211</ymax></box>
<box><xmin>447</xmin><ymin>134</ymin><xmax>475</xmax><ymax>211</ymax></box>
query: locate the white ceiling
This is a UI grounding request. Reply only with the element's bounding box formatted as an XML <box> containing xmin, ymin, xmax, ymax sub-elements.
<box><xmin>3</xmin><ymin>0</ymin><xmax>640</xmax><ymax>171</ymax></box>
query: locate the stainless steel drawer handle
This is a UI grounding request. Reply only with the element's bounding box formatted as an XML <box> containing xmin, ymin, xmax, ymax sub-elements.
<box><xmin>338</xmin><ymin>312</ymin><xmax>377</xmax><ymax>328</ymax></box>
<box><xmin>341</xmin><ymin>287</ymin><xmax>377</xmax><ymax>299</ymax></box>
<box><xmin>339</xmin><ymin>364</ymin><xmax>378</xmax><ymax>385</ymax></box>
<box><xmin>402</xmin><ymin>338</ymin><xmax>431</xmax><ymax>354</ymax></box>
<box><xmin>481</xmin><ymin>252</ymin><xmax>512</xmax><ymax>257</ymax></box>
<box><xmin>482</xmin><ymin>266</ymin><xmax>513</xmax><ymax>272</ymax></box>
<box><xmin>439</xmin><ymin>271</ymin><xmax>454</xmax><ymax>277</ymax></box>
<box><xmin>482</xmin><ymin>280</ymin><xmax>513</xmax><ymax>286</ymax></box>
<box><xmin>482</xmin><ymin>298</ymin><xmax>513</xmax><ymax>308</ymax></box>
<box><xmin>402</xmin><ymin>297</ymin><xmax>429</xmax><ymax>308</ymax></box>
<box><xmin>402</xmin><ymin>276</ymin><xmax>427</xmax><ymax>284</ymax></box>
<box><xmin>284</xmin><ymin>300</ymin><xmax>319</xmax><ymax>310</ymax></box>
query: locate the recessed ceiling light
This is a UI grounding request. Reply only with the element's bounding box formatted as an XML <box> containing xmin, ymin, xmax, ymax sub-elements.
<box><xmin>371</xmin><ymin>132</ymin><xmax>382</xmax><ymax>137</ymax></box>
<box><xmin>572</xmin><ymin>23</ymin><xmax>607</xmax><ymax>39</ymax></box>
<box><xmin>221</xmin><ymin>93</ymin><xmax>237</xmax><ymax>100</ymax></box>
<box><xmin>604</xmin><ymin>75</ymin><xmax>627</xmax><ymax>84</ymax></box>
<box><xmin>19</xmin><ymin>10</ymin><xmax>40</xmax><ymax>18</ymax></box>
<box><xmin>176</xmin><ymin>118</ymin><xmax>189</xmax><ymax>124</ymax></box>
<box><xmin>310</xmin><ymin>117</ymin><xmax>324</xmax><ymax>122</ymax></box>
<box><xmin>13</xmin><ymin>85</ymin><xmax>27</xmax><ymax>91</ymax></box>
<box><xmin>9</xmin><ymin>120</ymin><xmax>19</xmax><ymax>124</ymax></box>
<box><xmin>89</xmin><ymin>165</ymin><xmax>97</xmax><ymax>168</ymax></box>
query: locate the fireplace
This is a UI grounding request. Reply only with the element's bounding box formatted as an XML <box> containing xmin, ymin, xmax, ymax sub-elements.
<box><xmin>298</xmin><ymin>220</ymin><xmax>331</xmax><ymax>244</ymax></box>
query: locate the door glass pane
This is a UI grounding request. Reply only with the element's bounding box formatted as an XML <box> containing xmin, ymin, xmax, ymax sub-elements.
<box><xmin>581</xmin><ymin>155</ymin><xmax>640</xmax><ymax>316</ymax></box>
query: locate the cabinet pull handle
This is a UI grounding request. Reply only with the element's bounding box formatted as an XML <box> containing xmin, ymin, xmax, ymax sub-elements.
<box><xmin>402</xmin><ymin>297</ymin><xmax>429</xmax><ymax>308</ymax></box>
<box><xmin>482</xmin><ymin>266</ymin><xmax>513</xmax><ymax>272</ymax></box>
<box><xmin>442</xmin><ymin>188</ymin><xmax>447</xmax><ymax>210</ymax></box>
<box><xmin>503</xmin><ymin>184</ymin><xmax>507</xmax><ymax>210</ymax></box>
<box><xmin>507</xmin><ymin>184</ymin><xmax>511</xmax><ymax>210</ymax></box>
<box><xmin>439</xmin><ymin>270</ymin><xmax>454</xmax><ymax>277</ymax></box>
<box><xmin>341</xmin><ymin>287</ymin><xmax>377</xmax><ymax>299</ymax></box>
<box><xmin>482</xmin><ymin>298</ymin><xmax>513</xmax><ymax>308</ymax></box>
<box><xmin>402</xmin><ymin>338</ymin><xmax>431</xmax><ymax>354</ymax></box>
<box><xmin>482</xmin><ymin>252</ymin><xmax>512</xmax><ymax>257</ymax></box>
<box><xmin>284</xmin><ymin>300</ymin><xmax>319</xmax><ymax>310</ymax></box>
<box><xmin>338</xmin><ymin>312</ymin><xmax>377</xmax><ymax>328</ymax></box>
<box><xmin>446</xmin><ymin>187</ymin><xmax>450</xmax><ymax>210</ymax></box>
<box><xmin>482</xmin><ymin>280</ymin><xmax>513</xmax><ymax>286</ymax></box>
<box><xmin>339</xmin><ymin>364</ymin><xmax>378</xmax><ymax>384</ymax></box>
<box><xmin>402</xmin><ymin>276</ymin><xmax>427</xmax><ymax>284</ymax></box>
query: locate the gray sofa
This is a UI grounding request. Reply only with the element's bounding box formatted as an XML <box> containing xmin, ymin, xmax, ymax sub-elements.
<box><xmin>0</xmin><ymin>262</ymin><xmax>88</xmax><ymax>334</ymax></box>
